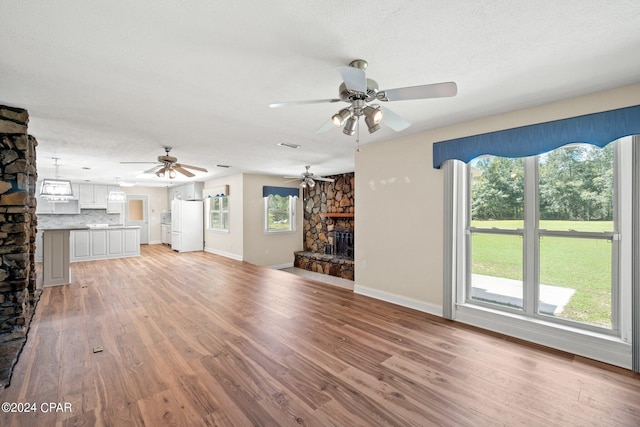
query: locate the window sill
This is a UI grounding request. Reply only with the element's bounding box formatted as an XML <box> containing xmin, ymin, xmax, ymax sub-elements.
<box><xmin>454</xmin><ymin>303</ymin><xmax>631</xmax><ymax>369</ymax></box>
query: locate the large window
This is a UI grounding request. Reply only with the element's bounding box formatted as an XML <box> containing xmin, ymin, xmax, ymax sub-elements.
<box><xmin>467</xmin><ymin>143</ymin><xmax>618</xmax><ymax>333</ymax></box>
<box><xmin>264</xmin><ymin>194</ymin><xmax>296</xmax><ymax>233</ymax></box>
<box><xmin>208</xmin><ymin>196</ymin><xmax>229</xmax><ymax>231</ymax></box>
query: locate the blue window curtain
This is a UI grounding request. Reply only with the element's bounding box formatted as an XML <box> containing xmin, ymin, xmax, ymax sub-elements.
<box><xmin>432</xmin><ymin>104</ymin><xmax>640</xmax><ymax>169</ymax></box>
<box><xmin>262</xmin><ymin>186</ymin><xmax>299</xmax><ymax>198</ymax></box>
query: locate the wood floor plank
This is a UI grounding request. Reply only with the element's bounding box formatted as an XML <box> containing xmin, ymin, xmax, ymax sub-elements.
<box><xmin>1</xmin><ymin>243</ymin><xmax>639</xmax><ymax>426</ymax></box>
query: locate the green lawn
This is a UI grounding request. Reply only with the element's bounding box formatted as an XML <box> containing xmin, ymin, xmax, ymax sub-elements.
<box><xmin>470</xmin><ymin>220</ymin><xmax>613</xmax><ymax>328</ymax></box>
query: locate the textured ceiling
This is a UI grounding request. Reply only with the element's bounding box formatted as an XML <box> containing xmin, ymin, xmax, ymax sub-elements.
<box><xmin>1</xmin><ymin>1</ymin><xmax>639</xmax><ymax>186</ymax></box>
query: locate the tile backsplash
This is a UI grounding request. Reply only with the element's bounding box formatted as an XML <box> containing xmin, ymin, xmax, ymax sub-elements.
<box><xmin>38</xmin><ymin>209</ymin><xmax>121</xmax><ymax>228</ymax></box>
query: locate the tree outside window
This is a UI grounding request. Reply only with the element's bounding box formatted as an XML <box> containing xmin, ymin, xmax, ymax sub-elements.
<box><xmin>265</xmin><ymin>194</ymin><xmax>296</xmax><ymax>232</ymax></box>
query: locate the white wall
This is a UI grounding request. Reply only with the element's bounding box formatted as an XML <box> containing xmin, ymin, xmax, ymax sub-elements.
<box><xmin>355</xmin><ymin>83</ymin><xmax>640</xmax><ymax>314</ymax></box>
<box><xmin>203</xmin><ymin>174</ymin><xmax>244</xmax><ymax>260</ymax></box>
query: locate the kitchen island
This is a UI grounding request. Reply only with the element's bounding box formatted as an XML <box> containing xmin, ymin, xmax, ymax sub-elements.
<box><xmin>40</xmin><ymin>225</ymin><xmax>140</xmax><ymax>287</ymax></box>
<box><xmin>70</xmin><ymin>225</ymin><xmax>140</xmax><ymax>262</ymax></box>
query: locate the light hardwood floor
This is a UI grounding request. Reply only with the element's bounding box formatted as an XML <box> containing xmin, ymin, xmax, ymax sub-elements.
<box><xmin>1</xmin><ymin>244</ymin><xmax>639</xmax><ymax>426</ymax></box>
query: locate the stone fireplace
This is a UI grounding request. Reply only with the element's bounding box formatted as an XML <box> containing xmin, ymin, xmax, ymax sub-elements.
<box><xmin>0</xmin><ymin>105</ymin><xmax>39</xmax><ymax>387</ymax></box>
<box><xmin>294</xmin><ymin>173</ymin><xmax>355</xmax><ymax>280</ymax></box>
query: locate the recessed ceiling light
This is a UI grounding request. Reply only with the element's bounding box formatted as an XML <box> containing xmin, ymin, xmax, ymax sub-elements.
<box><xmin>216</xmin><ymin>164</ymin><xmax>231</xmax><ymax>168</ymax></box>
<box><xmin>278</xmin><ymin>142</ymin><xmax>301</xmax><ymax>149</ymax></box>
<box><xmin>82</xmin><ymin>167</ymin><xmax>91</xmax><ymax>170</ymax></box>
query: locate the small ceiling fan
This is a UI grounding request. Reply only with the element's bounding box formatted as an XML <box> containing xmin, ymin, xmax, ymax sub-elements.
<box><xmin>120</xmin><ymin>146</ymin><xmax>208</xmax><ymax>179</ymax></box>
<box><xmin>285</xmin><ymin>166</ymin><xmax>335</xmax><ymax>188</ymax></box>
<box><xmin>269</xmin><ymin>59</ymin><xmax>457</xmax><ymax>137</ymax></box>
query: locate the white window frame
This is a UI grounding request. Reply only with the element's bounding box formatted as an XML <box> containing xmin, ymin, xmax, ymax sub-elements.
<box><xmin>446</xmin><ymin>138</ymin><xmax>634</xmax><ymax>369</ymax></box>
<box><xmin>264</xmin><ymin>194</ymin><xmax>296</xmax><ymax>233</ymax></box>
<box><xmin>208</xmin><ymin>196</ymin><xmax>229</xmax><ymax>232</ymax></box>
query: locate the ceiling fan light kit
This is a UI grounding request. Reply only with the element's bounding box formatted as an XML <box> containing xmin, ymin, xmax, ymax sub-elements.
<box><xmin>332</xmin><ymin>108</ymin><xmax>351</xmax><ymax>127</ymax></box>
<box><xmin>343</xmin><ymin>116</ymin><xmax>357</xmax><ymax>136</ymax></box>
<box><xmin>285</xmin><ymin>165</ymin><xmax>335</xmax><ymax>190</ymax></box>
<box><xmin>270</xmin><ymin>59</ymin><xmax>457</xmax><ymax>138</ymax></box>
<box><xmin>121</xmin><ymin>146</ymin><xmax>208</xmax><ymax>179</ymax></box>
<box><xmin>300</xmin><ymin>177</ymin><xmax>315</xmax><ymax>188</ymax></box>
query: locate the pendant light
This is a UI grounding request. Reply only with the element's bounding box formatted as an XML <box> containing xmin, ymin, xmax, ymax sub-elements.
<box><xmin>40</xmin><ymin>158</ymin><xmax>74</xmax><ymax>201</ymax></box>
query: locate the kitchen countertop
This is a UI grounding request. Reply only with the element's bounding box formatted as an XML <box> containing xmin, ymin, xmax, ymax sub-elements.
<box><xmin>42</xmin><ymin>225</ymin><xmax>141</xmax><ymax>231</ymax></box>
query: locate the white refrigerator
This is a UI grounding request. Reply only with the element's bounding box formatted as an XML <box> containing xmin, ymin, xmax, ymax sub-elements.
<box><xmin>171</xmin><ymin>200</ymin><xmax>204</xmax><ymax>252</ymax></box>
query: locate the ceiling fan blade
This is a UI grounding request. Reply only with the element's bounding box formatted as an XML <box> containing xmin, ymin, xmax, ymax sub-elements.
<box><xmin>380</xmin><ymin>106</ymin><xmax>411</xmax><ymax>131</ymax></box>
<box><xmin>269</xmin><ymin>99</ymin><xmax>341</xmax><ymax>108</ymax></box>
<box><xmin>284</xmin><ymin>175</ymin><xmax>302</xmax><ymax>179</ymax></box>
<box><xmin>173</xmin><ymin>166</ymin><xmax>195</xmax><ymax>177</ymax></box>
<box><xmin>175</xmin><ymin>163</ymin><xmax>208</xmax><ymax>173</ymax></box>
<box><xmin>338</xmin><ymin>65</ymin><xmax>367</xmax><ymax>93</ymax></box>
<box><xmin>143</xmin><ymin>165</ymin><xmax>163</xmax><ymax>174</ymax></box>
<box><xmin>120</xmin><ymin>161</ymin><xmax>159</xmax><ymax>164</ymax></box>
<box><xmin>314</xmin><ymin>177</ymin><xmax>335</xmax><ymax>182</ymax></box>
<box><xmin>316</xmin><ymin>118</ymin><xmax>335</xmax><ymax>134</ymax></box>
<box><xmin>380</xmin><ymin>81</ymin><xmax>457</xmax><ymax>101</ymax></box>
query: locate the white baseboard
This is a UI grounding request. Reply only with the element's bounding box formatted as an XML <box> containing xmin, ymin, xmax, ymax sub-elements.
<box><xmin>148</xmin><ymin>240</ymin><xmax>162</xmax><ymax>245</ymax></box>
<box><xmin>204</xmin><ymin>247</ymin><xmax>243</xmax><ymax>261</ymax></box>
<box><xmin>354</xmin><ymin>284</ymin><xmax>443</xmax><ymax>317</ymax></box>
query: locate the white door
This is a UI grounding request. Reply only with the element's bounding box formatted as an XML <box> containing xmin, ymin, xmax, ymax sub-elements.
<box><xmin>125</xmin><ymin>195</ymin><xmax>149</xmax><ymax>244</ymax></box>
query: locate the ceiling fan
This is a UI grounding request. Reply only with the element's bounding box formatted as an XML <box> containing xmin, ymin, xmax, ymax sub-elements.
<box><xmin>269</xmin><ymin>59</ymin><xmax>457</xmax><ymax>136</ymax></box>
<box><xmin>285</xmin><ymin>166</ymin><xmax>335</xmax><ymax>188</ymax></box>
<box><xmin>120</xmin><ymin>146</ymin><xmax>208</xmax><ymax>179</ymax></box>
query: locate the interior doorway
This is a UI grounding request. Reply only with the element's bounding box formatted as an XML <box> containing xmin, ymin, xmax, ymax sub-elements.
<box><xmin>125</xmin><ymin>195</ymin><xmax>149</xmax><ymax>244</ymax></box>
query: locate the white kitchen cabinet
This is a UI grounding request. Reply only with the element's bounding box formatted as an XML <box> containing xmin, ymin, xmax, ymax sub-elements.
<box><xmin>70</xmin><ymin>227</ymin><xmax>140</xmax><ymax>262</ymax></box>
<box><xmin>79</xmin><ymin>184</ymin><xmax>108</xmax><ymax>209</ymax></box>
<box><xmin>36</xmin><ymin>182</ymin><xmax>81</xmax><ymax>214</ymax></box>
<box><xmin>36</xmin><ymin>196</ymin><xmax>55</xmax><ymax>214</ymax></box>
<box><xmin>123</xmin><ymin>228</ymin><xmax>140</xmax><ymax>255</ymax></box>
<box><xmin>168</xmin><ymin>182</ymin><xmax>204</xmax><ymax>208</ymax></box>
<box><xmin>182</xmin><ymin>182</ymin><xmax>203</xmax><ymax>200</ymax></box>
<box><xmin>107</xmin><ymin>229</ymin><xmax>123</xmax><ymax>255</ymax></box>
<box><xmin>161</xmin><ymin>224</ymin><xmax>171</xmax><ymax>245</ymax></box>
<box><xmin>91</xmin><ymin>229</ymin><xmax>108</xmax><ymax>257</ymax></box>
<box><xmin>107</xmin><ymin>185</ymin><xmax>124</xmax><ymax>214</ymax></box>
<box><xmin>71</xmin><ymin>229</ymin><xmax>91</xmax><ymax>260</ymax></box>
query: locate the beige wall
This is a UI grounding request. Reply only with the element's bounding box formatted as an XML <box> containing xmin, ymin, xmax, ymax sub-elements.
<box><xmin>203</xmin><ymin>173</ymin><xmax>303</xmax><ymax>267</ymax></box>
<box><xmin>123</xmin><ymin>186</ymin><xmax>169</xmax><ymax>244</ymax></box>
<box><xmin>355</xmin><ymin>83</ymin><xmax>640</xmax><ymax>313</ymax></box>
<box><xmin>241</xmin><ymin>174</ymin><xmax>303</xmax><ymax>267</ymax></box>
<box><xmin>203</xmin><ymin>174</ymin><xmax>244</xmax><ymax>260</ymax></box>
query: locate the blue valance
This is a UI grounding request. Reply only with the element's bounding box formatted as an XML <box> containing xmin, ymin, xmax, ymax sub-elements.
<box><xmin>262</xmin><ymin>186</ymin><xmax>299</xmax><ymax>198</ymax></box>
<box><xmin>432</xmin><ymin>104</ymin><xmax>640</xmax><ymax>169</ymax></box>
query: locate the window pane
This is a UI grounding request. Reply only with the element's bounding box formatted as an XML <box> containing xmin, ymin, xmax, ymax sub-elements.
<box><xmin>211</xmin><ymin>212</ymin><xmax>221</xmax><ymax>229</ymax></box>
<box><xmin>470</xmin><ymin>233</ymin><xmax>523</xmax><ymax>309</ymax></box>
<box><xmin>470</xmin><ymin>156</ymin><xmax>524</xmax><ymax>229</ymax></box>
<box><xmin>538</xmin><ymin>236</ymin><xmax>612</xmax><ymax>329</ymax></box>
<box><xmin>539</xmin><ymin>144</ymin><xmax>613</xmax><ymax>232</ymax></box>
<box><xmin>222</xmin><ymin>212</ymin><xmax>229</xmax><ymax>230</ymax></box>
<box><xmin>267</xmin><ymin>195</ymin><xmax>292</xmax><ymax>231</ymax></box>
<box><xmin>222</xmin><ymin>196</ymin><xmax>228</xmax><ymax>210</ymax></box>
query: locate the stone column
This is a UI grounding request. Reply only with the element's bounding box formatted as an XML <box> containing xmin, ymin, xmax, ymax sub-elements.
<box><xmin>0</xmin><ymin>105</ymin><xmax>38</xmax><ymax>387</ymax></box>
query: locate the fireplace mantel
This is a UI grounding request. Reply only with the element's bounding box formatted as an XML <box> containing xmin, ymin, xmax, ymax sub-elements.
<box><xmin>319</xmin><ymin>213</ymin><xmax>354</xmax><ymax>219</ymax></box>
